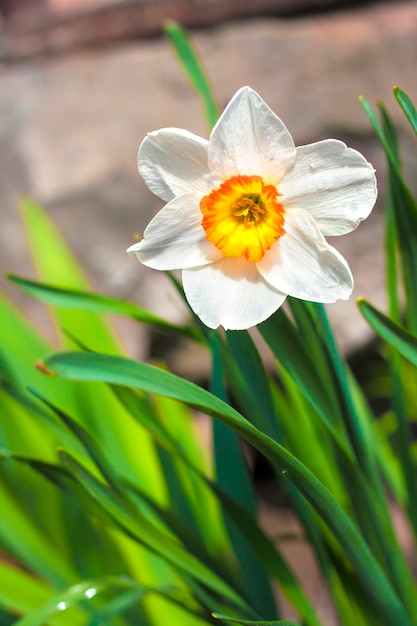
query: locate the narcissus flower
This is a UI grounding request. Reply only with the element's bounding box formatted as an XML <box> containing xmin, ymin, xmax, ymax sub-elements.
<box><xmin>128</xmin><ymin>87</ymin><xmax>377</xmax><ymax>330</ymax></box>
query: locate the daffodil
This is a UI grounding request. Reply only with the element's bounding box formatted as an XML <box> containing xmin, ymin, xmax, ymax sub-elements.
<box><xmin>128</xmin><ymin>87</ymin><xmax>377</xmax><ymax>330</ymax></box>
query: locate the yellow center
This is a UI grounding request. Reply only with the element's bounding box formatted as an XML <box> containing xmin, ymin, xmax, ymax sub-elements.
<box><xmin>200</xmin><ymin>175</ymin><xmax>285</xmax><ymax>263</ymax></box>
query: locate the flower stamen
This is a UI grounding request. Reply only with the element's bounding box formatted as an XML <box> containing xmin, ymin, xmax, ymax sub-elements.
<box><xmin>200</xmin><ymin>175</ymin><xmax>285</xmax><ymax>262</ymax></box>
<box><xmin>232</xmin><ymin>196</ymin><xmax>266</xmax><ymax>224</ymax></box>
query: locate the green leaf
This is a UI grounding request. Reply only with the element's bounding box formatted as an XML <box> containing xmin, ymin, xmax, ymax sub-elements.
<box><xmin>12</xmin><ymin>575</ymin><xmax>151</xmax><ymax>626</ymax></box>
<box><xmin>40</xmin><ymin>351</ymin><xmax>414</xmax><ymax>626</ymax></box>
<box><xmin>26</xmin><ymin>390</ymin><xmax>231</xmax><ymax>589</ymax></box>
<box><xmin>8</xmin><ymin>274</ymin><xmax>197</xmax><ymax>340</ymax></box>
<box><xmin>14</xmin><ymin>201</ymin><xmax>169</xmax><ymax>497</ymax></box>
<box><xmin>111</xmin><ymin>386</ymin><xmax>234</xmax><ymax>567</ymax></box>
<box><xmin>205</xmin><ymin>481</ymin><xmax>321</xmax><ymax>626</ymax></box>
<box><xmin>258</xmin><ymin>309</ymin><xmax>351</xmax><ymax>459</ymax></box>
<box><xmin>361</xmin><ymin>97</ymin><xmax>417</xmax><ymax>331</ymax></box>
<box><xmin>360</xmin><ymin>96</ymin><xmax>400</xmax><ymax>173</ymax></box>
<box><xmin>0</xmin><ymin>292</ymin><xmax>66</xmax><ymax>406</ymax></box>
<box><xmin>358</xmin><ymin>298</ymin><xmax>417</xmax><ymax>553</ymax></box>
<box><xmin>18</xmin><ymin>196</ymin><xmax>122</xmax><ymax>353</ymax></box>
<box><xmin>0</xmin><ymin>561</ymin><xmax>53</xmax><ymax>614</ymax></box>
<box><xmin>225</xmin><ymin>330</ymin><xmax>280</xmax><ymax>440</ymax></box>
<box><xmin>164</xmin><ymin>21</ymin><xmax>220</xmax><ymax>130</ymax></box>
<box><xmin>212</xmin><ymin>615</ymin><xmax>300</xmax><ymax>626</ymax></box>
<box><xmin>108</xmin><ymin>385</ymin><xmax>320</xmax><ymax>625</ymax></box>
<box><xmin>394</xmin><ymin>86</ymin><xmax>417</xmax><ymax>136</ymax></box>
<box><xmin>26</xmin><ymin>388</ymin><xmax>127</xmax><ymax>495</ymax></box>
<box><xmin>358</xmin><ymin>299</ymin><xmax>417</xmax><ymax>367</ymax></box>
<box><xmin>58</xmin><ymin>449</ymin><xmax>253</xmax><ymax>616</ymax></box>
<box><xmin>0</xmin><ymin>456</ymin><xmax>78</xmax><ymax>586</ymax></box>
<box><xmin>209</xmin><ymin>333</ymin><xmax>276</xmax><ymax>619</ymax></box>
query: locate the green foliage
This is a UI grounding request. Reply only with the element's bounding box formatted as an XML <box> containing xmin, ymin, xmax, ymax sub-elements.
<box><xmin>1</xmin><ymin>22</ymin><xmax>417</xmax><ymax>626</ymax></box>
<box><xmin>212</xmin><ymin>616</ymin><xmax>300</xmax><ymax>626</ymax></box>
<box><xmin>164</xmin><ymin>22</ymin><xmax>220</xmax><ymax>131</ymax></box>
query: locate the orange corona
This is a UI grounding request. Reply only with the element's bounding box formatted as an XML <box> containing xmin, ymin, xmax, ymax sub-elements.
<box><xmin>200</xmin><ymin>175</ymin><xmax>285</xmax><ymax>263</ymax></box>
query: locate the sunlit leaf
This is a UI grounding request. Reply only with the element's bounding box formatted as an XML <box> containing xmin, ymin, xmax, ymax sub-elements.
<box><xmin>0</xmin><ymin>561</ymin><xmax>53</xmax><ymax>614</ymax></box>
<box><xmin>8</xmin><ymin>275</ymin><xmax>197</xmax><ymax>340</ymax></box>
<box><xmin>13</xmin><ymin>575</ymin><xmax>153</xmax><ymax>626</ymax></box>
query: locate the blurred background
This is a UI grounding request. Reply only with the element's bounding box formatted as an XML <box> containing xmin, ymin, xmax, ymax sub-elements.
<box><xmin>1</xmin><ymin>0</ymin><xmax>417</xmax><ymax>371</ymax></box>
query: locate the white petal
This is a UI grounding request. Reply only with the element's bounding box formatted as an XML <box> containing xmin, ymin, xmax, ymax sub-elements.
<box><xmin>138</xmin><ymin>128</ymin><xmax>217</xmax><ymax>202</ymax></box>
<box><xmin>257</xmin><ymin>209</ymin><xmax>353</xmax><ymax>302</ymax></box>
<box><xmin>127</xmin><ymin>192</ymin><xmax>222</xmax><ymax>270</ymax></box>
<box><xmin>280</xmin><ymin>139</ymin><xmax>377</xmax><ymax>235</ymax></box>
<box><xmin>208</xmin><ymin>87</ymin><xmax>296</xmax><ymax>183</ymax></box>
<box><xmin>182</xmin><ymin>257</ymin><xmax>287</xmax><ymax>330</ymax></box>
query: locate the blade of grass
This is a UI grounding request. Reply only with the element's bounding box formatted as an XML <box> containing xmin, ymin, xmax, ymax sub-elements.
<box><xmin>0</xmin><ymin>561</ymin><xmax>54</xmax><ymax>615</ymax></box>
<box><xmin>225</xmin><ymin>330</ymin><xmax>280</xmax><ymax>440</ymax></box>
<box><xmin>358</xmin><ymin>299</ymin><xmax>417</xmax><ymax>367</ymax></box>
<box><xmin>18</xmin><ymin>197</ymin><xmax>122</xmax><ymax>354</ymax></box>
<box><xmin>18</xmin><ymin>199</ymin><xmax>174</xmax><ymax>512</ymax></box>
<box><xmin>258</xmin><ymin>309</ymin><xmax>352</xmax><ymax>461</ymax></box>
<box><xmin>212</xmin><ymin>615</ymin><xmax>300</xmax><ymax>626</ymax></box>
<box><xmin>113</xmin><ymin>386</ymin><xmax>233</xmax><ymax>565</ymax></box>
<box><xmin>394</xmin><ymin>86</ymin><xmax>417</xmax><ymax>136</ymax></box>
<box><xmin>206</xmin><ymin>479</ymin><xmax>322</xmax><ymax>626</ymax></box>
<box><xmin>12</xmin><ymin>576</ymin><xmax>152</xmax><ymax>626</ymax></box>
<box><xmin>8</xmin><ymin>275</ymin><xmax>198</xmax><ymax>341</ymax></box>
<box><xmin>164</xmin><ymin>21</ymin><xmax>220</xmax><ymax>130</ymax></box>
<box><xmin>0</xmin><ymin>456</ymin><xmax>78</xmax><ymax>585</ymax></box>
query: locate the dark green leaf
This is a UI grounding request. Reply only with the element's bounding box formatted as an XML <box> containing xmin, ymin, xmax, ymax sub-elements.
<box><xmin>358</xmin><ymin>299</ymin><xmax>417</xmax><ymax>367</ymax></box>
<box><xmin>394</xmin><ymin>86</ymin><xmax>417</xmax><ymax>136</ymax></box>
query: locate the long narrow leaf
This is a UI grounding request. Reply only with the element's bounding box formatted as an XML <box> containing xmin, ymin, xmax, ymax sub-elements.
<box><xmin>8</xmin><ymin>275</ymin><xmax>197</xmax><ymax>340</ymax></box>
<box><xmin>0</xmin><ymin>561</ymin><xmax>53</xmax><ymax>614</ymax></box>
<box><xmin>258</xmin><ymin>310</ymin><xmax>352</xmax><ymax>460</ymax></box>
<box><xmin>358</xmin><ymin>299</ymin><xmax>417</xmax><ymax>367</ymax></box>
<box><xmin>12</xmin><ymin>576</ymin><xmax>165</xmax><ymax>626</ymax></box>
<box><xmin>58</xmin><ymin>450</ymin><xmax>253</xmax><ymax>617</ymax></box>
<box><xmin>213</xmin><ymin>615</ymin><xmax>299</xmax><ymax>626</ymax></box>
<box><xmin>164</xmin><ymin>21</ymin><xmax>220</xmax><ymax>130</ymax></box>
<box><xmin>394</xmin><ymin>86</ymin><xmax>417</xmax><ymax>136</ymax></box>
<box><xmin>209</xmin><ymin>333</ymin><xmax>276</xmax><ymax>619</ymax></box>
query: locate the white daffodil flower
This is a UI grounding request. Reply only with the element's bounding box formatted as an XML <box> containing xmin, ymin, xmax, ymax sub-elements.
<box><xmin>128</xmin><ymin>87</ymin><xmax>377</xmax><ymax>330</ymax></box>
